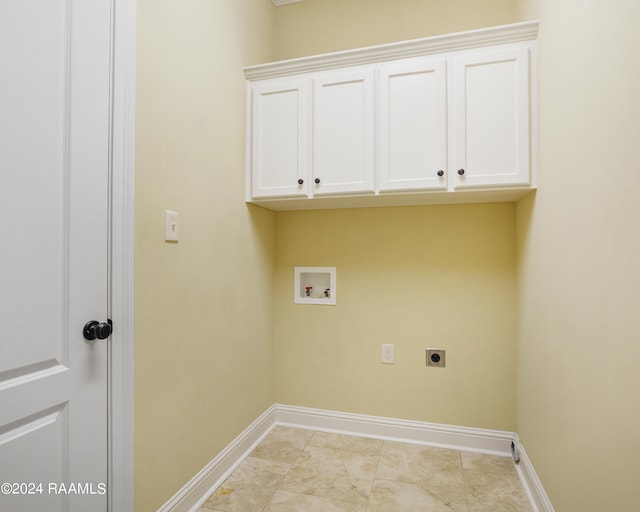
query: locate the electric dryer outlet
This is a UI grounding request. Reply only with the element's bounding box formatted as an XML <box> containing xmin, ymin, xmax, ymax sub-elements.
<box><xmin>426</xmin><ymin>348</ymin><xmax>446</xmax><ymax>368</ymax></box>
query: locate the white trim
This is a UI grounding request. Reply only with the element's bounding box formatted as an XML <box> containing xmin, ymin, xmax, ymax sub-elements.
<box><xmin>244</xmin><ymin>81</ymin><xmax>253</xmax><ymax>203</ymax></box>
<box><xmin>157</xmin><ymin>406</ymin><xmax>277</xmax><ymax>512</ymax></box>
<box><xmin>108</xmin><ymin>0</ymin><xmax>136</xmax><ymax>510</ymax></box>
<box><xmin>244</xmin><ymin>21</ymin><xmax>538</xmax><ymax>80</ymax></box>
<box><xmin>272</xmin><ymin>0</ymin><xmax>304</xmax><ymax>6</ymax></box>
<box><xmin>514</xmin><ymin>438</ymin><xmax>556</xmax><ymax>512</ymax></box>
<box><xmin>273</xmin><ymin>404</ymin><xmax>514</xmax><ymax>456</ymax></box>
<box><xmin>158</xmin><ymin>404</ymin><xmax>553</xmax><ymax>512</ymax></box>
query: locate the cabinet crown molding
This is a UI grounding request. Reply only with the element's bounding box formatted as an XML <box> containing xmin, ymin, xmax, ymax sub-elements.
<box><xmin>272</xmin><ymin>0</ymin><xmax>305</xmax><ymax>6</ymax></box>
<box><xmin>244</xmin><ymin>21</ymin><xmax>538</xmax><ymax>80</ymax></box>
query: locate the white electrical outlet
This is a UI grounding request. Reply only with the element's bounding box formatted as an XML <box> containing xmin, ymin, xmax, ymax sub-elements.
<box><xmin>381</xmin><ymin>344</ymin><xmax>394</xmax><ymax>364</ymax></box>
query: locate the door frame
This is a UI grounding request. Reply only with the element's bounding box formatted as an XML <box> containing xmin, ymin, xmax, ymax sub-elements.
<box><xmin>109</xmin><ymin>0</ymin><xmax>135</xmax><ymax>510</ymax></box>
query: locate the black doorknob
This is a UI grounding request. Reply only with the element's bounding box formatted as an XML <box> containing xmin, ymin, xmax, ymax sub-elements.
<box><xmin>457</xmin><ymin>169</ymin><xmax>465</xmax><ymax>176</ymax></box>
<box><xmin>83</xmin><ymin>319</ymin><xmax>113</xmax><ymax>341</ymax></box>
<box><xmin>297</xmin><ymin>179</ymin><xmax>304</xmax><ymax>185</ymax></box>
<box><xmin>437</xmin><ymin>170</ymin><xmax>444</xmax><ymax>177</ymax></box>
<box><xmin>314</xmin><ymin>178</ymin><xmax>320</xmax><ymax>184</ymax></box>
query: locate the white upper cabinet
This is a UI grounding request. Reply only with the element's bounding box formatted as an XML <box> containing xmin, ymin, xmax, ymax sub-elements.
<box><xmin>313</xmin><ymin>69</ymin><xmax>375</xmax><ymax>195</ymax></box>
<box><xmin>452</xmin><ymin>47</ymin><xmax>531</xmax><ymax>189</ymax></box>
<box><xmin>378</xmin><ymin>57</ymin><xmax>448</xmax><ymax>192</ymax></box>
<box><xmin>244</xmin><ymin>21</ymin><xmax>537</xmax><ymax>210</ymax></box>
<box><xmin>250</xmin><ymin>79</ymin><xmax>308</xmax><ymax>198</ymax></box>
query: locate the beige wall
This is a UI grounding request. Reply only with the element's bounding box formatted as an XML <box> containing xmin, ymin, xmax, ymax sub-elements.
<box><xmin>275</xmin><ymin>204</ymin><xmax>517</xmax><ymax>430</ymax></box>
<box><xmin>273</xmin><ymin>0</ymin><xmax>518</xmax><ymax>60</ymax></box>
<box><xmin>134</xmin><ymin>0</ymin><xmax>640</xmax><ymax>510</ymax></box>
<box><xmin>271</xmin><ymin>0</ymin><xmax>522</xmax><ymax>433</ymax></box>
<box><xmin>134</xmin><ymin>1</ymin><xmax>275</xmax><ymax>510</ymax></box>
<box><xmin>515</xmin><ymin>0</ymin><xmax>640</xmax><ymax>510</ymax></box>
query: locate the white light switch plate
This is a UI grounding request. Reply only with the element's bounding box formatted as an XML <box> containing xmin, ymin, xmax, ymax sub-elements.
<box><xmin>165</xmin><ymin>210</ymin><xmax>179</xmax><ymax>242</ymax></box>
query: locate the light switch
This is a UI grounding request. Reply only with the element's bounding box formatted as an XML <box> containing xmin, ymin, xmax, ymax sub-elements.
<box><xmin>165</xmin><ymin>210</ymin><xmax>179</xmax><ymax>242</ymax></box>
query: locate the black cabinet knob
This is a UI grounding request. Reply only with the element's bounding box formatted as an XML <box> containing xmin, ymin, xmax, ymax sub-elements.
<box><xmin>297</xmin><ymin>179</ymin><xmax>304</xmax><ymax>185</ymax></box>
<box><xmin>314</xmin><ymin>178</ymin><xmax>320</xmax><ymax>184</ymax></box>
<box><xmin>437</xmin><ymin>170</ymin><xmax>444</xmax><ymax>177</ymax></box>
<box><xmin>457</xmin><ymin>169</ymin><xmax>465</xmax><ymax>176</ymax></box>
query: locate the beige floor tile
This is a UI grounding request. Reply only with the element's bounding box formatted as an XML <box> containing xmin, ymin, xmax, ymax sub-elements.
<box><xmin>379</xmin><ymin>442</ymin><xmax>464</xmax><ymax>481</ymax></box>
<box><xmin>250</xmin><ymin>426</ymin><xmax>314</xmax><ymax>464</ymax></box>
<box><xmin>375</xmin><ymin>441</ymin><xmax>469</xmax><ymax>510</ymax></box>
<box><xmin>307</xmin><ymin>431</ymin><xmax>383</xmax><ymax>455</ymax></box>
<box><xmin>263</xmin><ymin>490</ymin><xmax>366</xmax><ymax>511</ymax></box>
<box><xmin>464</xmin><ymin>468</ymin><xmax>533</xmax><ymax>512</ymax></box>
<box><xmin>368</xmin><ymin>479</ymin><xmax>470</xmax><ymax>512</ymax></box>
<box><xmin>461</xmin><ymin>451</ymin><xmax>519</xmax><ymax>476</ymax></box>
<box><xmin>199</xmin><ymin>457</ymin><xmax>290</xmax><ymax>512</ymax></box>
<box><xmin>378</xmin><ymin>441</ymin><xmax>464</xmax><ymax>478</ymax></box>
<box><xmin>281</xmin><ymin>444</ymin><xmax>378</xmax><ymax>505</ymax></box>
<box><xmin>200</xmin><ymin>427</ymin><xmax>534</xmax><ymax>512</ymax></box>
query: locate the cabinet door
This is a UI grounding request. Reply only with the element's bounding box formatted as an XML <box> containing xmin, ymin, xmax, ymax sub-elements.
<box><xmin>251</xmin><ymin>80</ymin><xmax>308</xmax><ymax>198</ymax></box>
<box><xmin>313</xmin><ymin>69</ymin><xmax>375</xmax><ymax>195</ymax></box>
<box><xmin>452</xmin><ymin>47</ymin><xmax>530</xmax><ymax>189</ymax></box>
<box><xmin>378</xmin><ymin>58</ymin><xmax>448</xmax><ymax>192</ymax></box>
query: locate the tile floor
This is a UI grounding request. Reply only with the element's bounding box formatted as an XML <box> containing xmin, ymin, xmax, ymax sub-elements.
<box><xmin>199</xmin><ymin>426</ymin><xmax>533</xmax><ymax>512</ymax></box>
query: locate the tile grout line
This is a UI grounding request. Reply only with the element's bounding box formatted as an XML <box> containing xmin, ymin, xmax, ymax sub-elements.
<box><xmin>257</xmin><ymin>426</ymin><xmax>313</xmax><ymax>512</ymax></box>
<box><xmin>364</xmin><ymin>440</ymin><xmax>386</xmax><ymax>512</ymax></box>
<box><xmin>459</xmin><ymin>449</ymin><xmax>473</xmax><ymax>512</ymax></box>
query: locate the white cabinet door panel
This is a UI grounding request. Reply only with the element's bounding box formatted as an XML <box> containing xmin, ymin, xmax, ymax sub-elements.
<box><xmin>251</xmin><ymin>80</ymin><xmax>308</xmax><ymax>198</ymax></box>
<box><xmin>379</xmin><ymin>58</ymin><xmax>448</xmax><ymax>192</ymax></box>
<box><xmin>313</xmin><ymin>70</ymin><xmax>375</xmax><ymax>195</ymax></box>
<box><xmin>453</xmin><ymin>47</ymin><xmax>530</xmax><ymax>189</ymax></box>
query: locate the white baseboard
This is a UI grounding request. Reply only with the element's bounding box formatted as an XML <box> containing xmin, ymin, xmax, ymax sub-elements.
<box><xmin>513</xmin><ymin>437</ymin><xmax>555</xmax><ymax>512</ymax></box>
<box><xmin>156</xmin><ymin>406</ymin><xmax>277</xmax><ymax>512</ymax></box>
<box><xmin>157</xmin><ymin>404</ymin><xmax>553</xmax><ymax>512</ymax></box>
<box><xmin>273</xmin><ymin>404</ymin><xmax>515</xmax><ymax>456</ymax></box>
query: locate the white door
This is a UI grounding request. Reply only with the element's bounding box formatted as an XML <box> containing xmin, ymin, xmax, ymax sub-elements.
<box><xmin>312</xmin><ymin>69</ymin><xmax>375</xmax><ymax>196</ymax></box>
<box><xmin>452</xmin><ymin>46</ymin><xmax>531</xmax><ymax>189</ymax></box>
<box><xmin>0</xmin><ymin>1</ymin><xmax>113</xmax><ymax>511</ymax></box>
<box><xmin>378</xmin><ymin>57</ymin><xmax>448</xmax><ymax>192</ymax></box>
<box><xmin>251</xmin><ymin>79</ymin><xmax>309</xmax><ymax>199</ymax></box>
